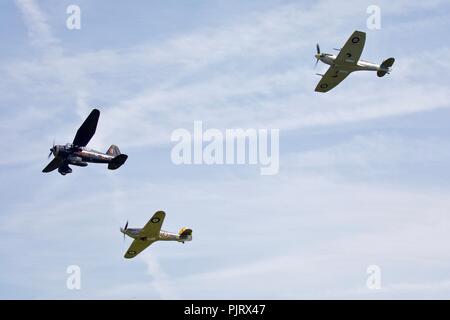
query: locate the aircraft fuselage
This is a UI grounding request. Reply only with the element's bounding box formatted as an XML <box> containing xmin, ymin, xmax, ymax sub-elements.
<box><xmin>316</xmin><ymin>53</ymin><xmax>384</xmax><ymax>72</ymax></box>
<box><xmin>121</xmin><ymin>227</ymin><xmax>191</xmax><ymax>243</ymax></box>
<box><xmin>52</xmin><ymin>143</ymin><xmax>113</xmax><ymax>166</ymax></box>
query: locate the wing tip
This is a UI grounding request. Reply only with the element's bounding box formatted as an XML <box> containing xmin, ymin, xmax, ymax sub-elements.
<box><xmin>87</xmin><ymin>108</ymin><xmax>100</xmax><ymax>122</ymax></box>
<box><xmin>124</xmin><ymin>250</ymin><xmax>137</xmax><ymax>259</ymax></box>
<box><xmin>154</xmin><ymin>210</ymin><xmax>166</xmax><ymax>218</ymax></box>
<box><xmin>314</xmin><ymin>85</ymin><xmax>328</xmax><ymax>93</ymax></box>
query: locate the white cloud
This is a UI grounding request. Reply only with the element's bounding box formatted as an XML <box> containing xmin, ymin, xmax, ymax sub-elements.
<box><xmin>14</xmin><ymin>0</ymin><xmax>60</xmax><ymax>53</ymax></box>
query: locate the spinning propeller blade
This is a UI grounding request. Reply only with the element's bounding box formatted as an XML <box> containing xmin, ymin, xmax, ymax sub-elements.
<box><xmin>315</xmin><ymin>43</ymin><xmax>321</xmax><ymax>67</ymax></box>
<box><xmin>48</xmin><ymin>139</ymin><xmax>55</xmax><ymax>158</ymax></box>
<box><xmin>123</xmin><ymin>221</ymin><xmax>128</xmax><ymax>241</ymax></box>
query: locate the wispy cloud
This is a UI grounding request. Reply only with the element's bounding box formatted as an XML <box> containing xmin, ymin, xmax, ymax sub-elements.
<box><xmin>14</xmin><ymin>0</ymin><xmax>59</xmax><ymax>53</ymax></box>
<box><xmin>5</xmin><ymin>0</ymin><xmax>450</xmax><ymax>154</ymax></box>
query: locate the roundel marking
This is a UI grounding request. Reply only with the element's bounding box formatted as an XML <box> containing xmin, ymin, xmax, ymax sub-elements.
<box><xmin>351</xmin><ymin>37</ymin><xmax>360</xmax><ymax>44</ymax></box>
<box><xmin>151</xmin><ymin>218</ymin><xmax>160</xmax><ymax>223</ymax></box>
<box><xmin>320</xmin><ymin>83</ymin><xmax>328</xmax><ymax>89</ymax></box>
<box><xmin>128</xmin><ymin>250</ymin><xmax>136</xmax><ymax>255</ymax></box>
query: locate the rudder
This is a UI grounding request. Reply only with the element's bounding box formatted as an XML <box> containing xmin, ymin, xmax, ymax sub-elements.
<box><xmin>106</xmin><ymin>145</ymin><xmax>121</xmax><ymax>157</ymax></box>
<box><xmin>179</xmin><ymin>227</ymin><xmax>193</xmax><ymax>241</ymax></box>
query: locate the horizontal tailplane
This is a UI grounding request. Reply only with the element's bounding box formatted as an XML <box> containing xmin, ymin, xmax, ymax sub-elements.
<box><xmin>108</xmin><ymin>154</ymin><xmax>128</xmax><ymax>170</ymax></box>
<box><xmin>377</xmin><ymin>57</ymin><xmax>395</xmax><ymax>77</ymax></box>
<box><xmin>179</xmin><ymin>227</ymin><xmax>193</xmax><ymax>242</ymax></box>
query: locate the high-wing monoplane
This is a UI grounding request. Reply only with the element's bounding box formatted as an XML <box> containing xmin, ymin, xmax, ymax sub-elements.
<box><xmin>42</xmin><ymin>109</ymin><xmax>128</xmax><ymax>175</ymax></box>
<box><xmin>314</xmin><ymin>30</ymin><xmax>395</xmax><ymax>92</ymax></box>
<box><xmin>121</xmin><ymin>211</ymin><xmax>193</xmax><ymax>259</ymax></box>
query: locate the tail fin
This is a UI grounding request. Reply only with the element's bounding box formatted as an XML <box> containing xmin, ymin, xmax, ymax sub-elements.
<box><xmin>377</xmin><ymin>57</ymin><xmax>395</xmax><ymax>77</ymax></box>
<box><xmin>106</xmin><ymin>145</ymin><xmax>121</xmax><ymax>157</ymax></box>
<box><xmin>108</xmin><ymin>154</ymin><xmax>128</xmax><ymax>170</ymax></box>
<box><xmin>179</xmin><ymin>227</ymin><xmax>193</xmax><ymax>242</ymax></box>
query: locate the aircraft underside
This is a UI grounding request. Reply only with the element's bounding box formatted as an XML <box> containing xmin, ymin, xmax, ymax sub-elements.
<box><xmin>314</xmin><ymin>30</ymin><xmax>394</xmax><ymax>92</ymax></box>
<box><xmin>329</xmin><ymin>61</ymin><xmax>380</xmax><ymax>73</ymax></box>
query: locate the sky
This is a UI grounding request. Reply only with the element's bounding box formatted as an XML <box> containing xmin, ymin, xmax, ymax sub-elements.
<box><xmin>1</xmin><ymin>0</ymin><xmax>450</xmax><ymax>299</ymax></box>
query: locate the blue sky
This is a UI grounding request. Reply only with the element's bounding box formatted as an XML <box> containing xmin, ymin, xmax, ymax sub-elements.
<box><xmin>1</xmin><ymin>0</ymin><xmax>450</xmax><ymax>299</ymax></box>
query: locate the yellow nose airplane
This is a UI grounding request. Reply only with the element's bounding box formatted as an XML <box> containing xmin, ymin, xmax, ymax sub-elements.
<box><xmin>121</xmin><ymin>211</ymin><xmax>193</xmax><ymax>259</ymax></box>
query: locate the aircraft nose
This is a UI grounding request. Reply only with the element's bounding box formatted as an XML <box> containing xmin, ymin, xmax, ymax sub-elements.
<box><xmin>52</xmin><ymin>145</ymin><xmax>59</xmax><ymax>156</ymax></box>
<box><xmin>315</xmin><ymin>54</ymin><xmax>320</xmax><ymax>59</ymax></box>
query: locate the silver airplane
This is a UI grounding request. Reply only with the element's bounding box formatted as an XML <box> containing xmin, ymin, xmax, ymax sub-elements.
<box><xmin>314</xmin><ymin>30</ymin><xmax>395</xmax><ymax>92</ymax></box>
<box><xmin>121</xmin><ymin>211</ymin><xmax>193</xmax><ymax>259</ymax></box>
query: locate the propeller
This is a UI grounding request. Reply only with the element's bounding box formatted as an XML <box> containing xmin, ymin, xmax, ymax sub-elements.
<box><xmin>315</xmin><ymin>43</ymin><xmax>321</xmax><ymax>67</ymax></box>
<box><xmin>122</xmin><ymin>220</ymin><xmax>128</xmax><ymax>241</ymax></box>
<box><xmin>48</xmin><ymin>140</ymin><xmax>55</xmax><ymax>158</ymax></box>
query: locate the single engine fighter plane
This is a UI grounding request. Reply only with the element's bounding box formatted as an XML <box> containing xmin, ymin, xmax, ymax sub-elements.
<box><xmin>121</xmin><ymin>211</ymin><xmax>193</xmax><ymax>259</ymax></box>
<box><xmin>314</xmin><ymin>30</ymin><xmax>395</xmax><ymax>93</ymax></box>
<box><xmin>42</xmin><ymin>109</ymin><xmax>127</xmax><ymax>175</ymax></box>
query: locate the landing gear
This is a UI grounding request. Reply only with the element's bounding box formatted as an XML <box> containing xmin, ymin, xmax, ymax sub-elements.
<box><xmin>58</xmin><ymin>166</ymin><xmax>72</xmax><ymax>175</ymax></box>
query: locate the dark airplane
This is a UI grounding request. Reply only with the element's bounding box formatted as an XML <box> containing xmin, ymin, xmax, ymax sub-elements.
<box><xmin>42</xmin><ymin>109</ymin><xmax>128</xmax><ymax>175</ymax></box>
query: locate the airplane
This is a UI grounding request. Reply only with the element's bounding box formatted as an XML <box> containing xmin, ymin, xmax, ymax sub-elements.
<box><xmin>42</xmin><ymin>109</ymin><xmax>128</xmax><ymax>175</ymax></box>
<box><xmin>314</xmin><ymin>30</ymin><xmax>395</xmax><ymax>93</ymax></box>
<box><xmin>121</xmin><ymin>210</ymin><xmax>193</xmax><ymax>259</ymax></box>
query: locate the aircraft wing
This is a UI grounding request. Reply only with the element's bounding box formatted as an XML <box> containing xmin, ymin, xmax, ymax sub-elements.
<box><xmin>124</xmin><ymin>239</ymin><xmax>155</xmax><ymax>259</ymax></box>
<box><xmin>42</xmin><ymin>157</ymin><xmax>64</xmax><ymax>173</ymax></box>
<box><xmin>139</xmin><ymin>211</ymin><xmax>166</xmax><ymax>238</ymax></box>
<box><xmin>335</xmin><ymin>30</ymin><xmax>366</xmax><ymax>64</ymax></box>
<box><xmin>73</xmin><ymin>109</ymin><xmax>100</xmax><ymax>147</ymax></box>
<box><xmin>315</xmin><ymin>66</ymin><xmax>351</xmax><ymax>93</ymax></box>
